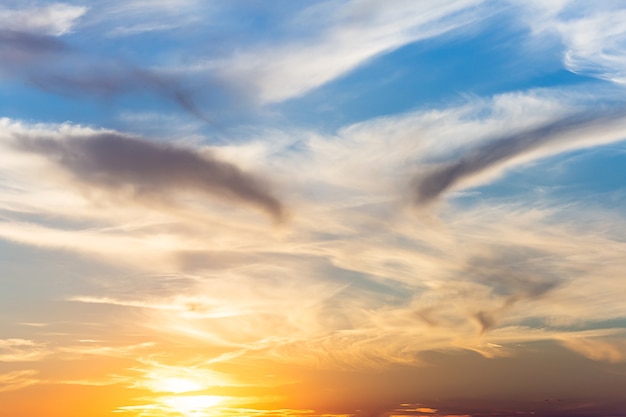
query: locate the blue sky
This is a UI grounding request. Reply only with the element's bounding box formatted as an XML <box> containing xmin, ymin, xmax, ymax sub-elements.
<box><xmin>1</xmin><ymin>1</ymin><xmax>626</xmax><ymax>417</ymax></box>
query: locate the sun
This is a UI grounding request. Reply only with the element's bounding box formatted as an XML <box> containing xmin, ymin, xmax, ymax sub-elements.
<box><xmin>132</xmin><ymin>365</ymin><xmax>232</xmax><ymax>416</ymax></box>
<box><xmin>150</xmin><ymin>377</ymin><xmax>226</xmax><ymax>416</ymax></box>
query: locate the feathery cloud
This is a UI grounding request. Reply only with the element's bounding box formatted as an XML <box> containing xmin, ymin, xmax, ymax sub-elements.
<box><xmin>209</xmin><ymin>0</ymin><xmax>487</xmax><ymax>103</ymax></box>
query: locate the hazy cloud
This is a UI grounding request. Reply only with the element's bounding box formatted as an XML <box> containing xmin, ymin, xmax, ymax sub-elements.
<box><xmin>558</xmin><ymin>332</ymin><xmax>626</xmax><ymax>363</ymax></box>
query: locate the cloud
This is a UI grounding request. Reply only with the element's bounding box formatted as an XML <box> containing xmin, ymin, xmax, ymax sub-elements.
<box><xmin>411</xmin><ymin>107</ymin><xmax>626</xmax><ymax>204</ymax></box>
<box><xmin>558</xmin><ymin>332</ymin><xmax>626</xmax><ymax>363</ymax></box>
<box><xmin>0</xmin><ymin>30</ymin><xmax>69</xmax><ymax>68</ymax></box>
<box><xmin>58</xmin><ymin>342</ymin><xmax>156</xmax><ymax>359</ymax></box>
<box><xmin>93</xmin><ymin>0</ymin><xmax>205</xmax><ymax>37</ymax></box>
<box><xmin>0</xmin><ymin>3</ymin><xmax>86</xmax><ymax>36</ymax></box>
<box><xmin>208</xmin><ymin>0</ymin><xmax>487</xmax><ymax>103</ymax></box>
<box><xmin>1</xmin><ymin>91</ymin><xmax>625</xmax><ymax>374</ymax></box>
<box><xmin>27</xmin><ymin>62</ymin><xmax>219</xmax><ymax>125</ymax></box>
<box><xmin>0</xmin><ymin>17</ymin><xmax>216</xmax><ymax>124</ymax></box>
<box><xmin>8</xmin><ymin>124</ymin><xmax>284</xmax><ymax>221</ymax></box>
<box><xmin>0</xmin><ymin>339</ymin><xmax>49</xmax><ymax>362</ymax></box>
<box><xmin>0</xmin><ymin>370</ymin><xmax>39</xmax><ymax>392</ymax></box>
<box><xmin>514</xmin><ymin>0</ymin><xmax>626</xmax><ymax>85</ymax></box>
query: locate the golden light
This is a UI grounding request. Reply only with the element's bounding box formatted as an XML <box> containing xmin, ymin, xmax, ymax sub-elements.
<box><xmin>136</xmin><ymin>364</ymin><xmax>231</xmax><ymax>394</ymax></box>
<box><xmin>124</xmin><ymin>364</ymin><xmax>237</xmax><ymax>416</ymax></box>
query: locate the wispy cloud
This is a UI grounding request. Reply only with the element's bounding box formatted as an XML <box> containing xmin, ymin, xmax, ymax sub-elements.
<box><xmin>0</xmin><ymin>339</ymin><xmax>49</xmax><ymax>362</ymax></box>
<box><xmin>515</xmin><ymin>0</ymin><xmax>626</xmax><ymax>85</ymax></box>
<box><xmin>58</xmin><ymin>341</ymin><xmax>156</xmax><ymax>358</ymax></box>
<box><xmin>207</xmin><ymin>0</ymin><xmax>488</xmax><ymax>103</ymax></box>
<box><xmin>558</xmin><ymin>331</ymin><xmax>626</xmax><ymax>363</ymax></box>
<box><xmin>0</xmin><ymin>3</ymin><xmax>86</xmax><ymax>36</ymax></box>
<box><xmin>0</xmin><ymin>6</ymin><xmax>215</xmax><ymax>123</ymax></box>
<box><xmin>0</xmin><ymin>370</ymin><xmax>39</xmax><ymax>392</ymax></box>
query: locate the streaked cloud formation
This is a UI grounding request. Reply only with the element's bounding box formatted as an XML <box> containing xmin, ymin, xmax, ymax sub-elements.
<box><xmin>0</xmin><ymin>1</ymin><xmax>626</xmax><ymax>417</ymax></box>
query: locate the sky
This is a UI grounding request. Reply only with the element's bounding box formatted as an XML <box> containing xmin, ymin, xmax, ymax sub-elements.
<box><xmin>1</xmin><ymin>1</ymin><xmax>626</xmax><ymax>416</ymax></box>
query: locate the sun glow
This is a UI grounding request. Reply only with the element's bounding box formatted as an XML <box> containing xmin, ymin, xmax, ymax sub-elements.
<box><xmin>124</xmin><ymin>365</ymin><xmax>236</xmax><ymax>416</ymax></box>
<box><xmin>156</xmin><ymin>377</ymin><xmax>204</xmax><ymax>394</ymax></box>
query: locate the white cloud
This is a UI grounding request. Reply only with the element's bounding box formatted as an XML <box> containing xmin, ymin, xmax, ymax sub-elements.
<box><xmin>559</xmin><ymin>10</ymin><xmax>626</xmax><ymax>85</ymax></box>
<box><xmin>514</xmin><ymin>0</ymin><xmax>626</xmax><ymax>85</ymax></box>
<box><xmin>208</xmin><ymin>0</ymin><xmax>487</xmax><ymax>103</ymax></box>
<box><xmin>0</xmin><ymin>3</ymin><xmax>87</xmax><ymax>36</ymax></box>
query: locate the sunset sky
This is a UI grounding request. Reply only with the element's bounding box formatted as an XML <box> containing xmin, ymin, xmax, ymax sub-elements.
<box><xmin>1</xmin><ymin>1</ymin><xmax>626</xmax><ymax>416</ymax></box>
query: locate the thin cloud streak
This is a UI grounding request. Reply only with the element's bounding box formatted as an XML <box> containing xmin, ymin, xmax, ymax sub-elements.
<box><xmin>412</xmin><ymin>108</ymin><xmax>626</xmax><ymax>204</ymax></box>
<box><xmin>0</xmin><ymin>22</ymin><xmax>216</xmax><ymax>124</ymax></box>
<box><xmin>0</xmin><ymin>370</ymin><xmax>39</xmax><ymax>392</ymax></box>
<box><xmin>209</xmin><ymin>0</ymin><xmax>488</xmax><ymax>103</ymax></box>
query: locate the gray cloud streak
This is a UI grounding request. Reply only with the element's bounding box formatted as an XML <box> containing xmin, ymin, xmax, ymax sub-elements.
<box><xmin>467</xmin><ymin>248</ymin><xmax>564</xmax><ymax>334</ymax></box>
<box><xmin>0</xmin><ymin>30</ymin><xmax>68</xmax><ymax>66</ymax></box>
<box><xmin>13</xmin><ymin>133</ymin><xmax>285</xmax><ymax>221</ymax></box>
<box><xmin>0</xmin><ymin>30</ymin><xmax>217</xmax><ymax>125</ymax></box>
<box><xmin>412</xmin><ymin>109</ymin><xmax>626</xmax><ymax>204</ymax></box>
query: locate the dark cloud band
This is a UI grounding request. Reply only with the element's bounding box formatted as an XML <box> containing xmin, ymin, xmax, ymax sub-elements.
<box><xmin>14</xmin><ymin>132</ymin><xmax>285</xmax><ymax>221</ymax></box>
